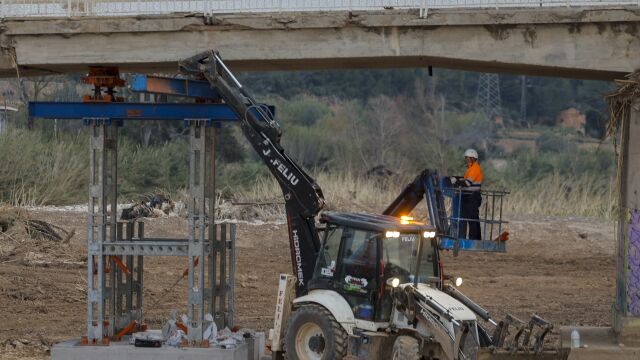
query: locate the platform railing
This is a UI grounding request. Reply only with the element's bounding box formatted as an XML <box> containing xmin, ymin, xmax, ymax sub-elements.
<box><xmin>437</xmin><ymin>187</ymin><xmax>509</xmax><ymax>255</ymax></box>
<box><xmin>446</xmin><ymin>189</ymin><xmax>509</xmax><ymax>240</ymax></box>
<box><xmin>0</xmin><ymin>0</ymin><xmax>637</xmax><ymax>18</ymax></box>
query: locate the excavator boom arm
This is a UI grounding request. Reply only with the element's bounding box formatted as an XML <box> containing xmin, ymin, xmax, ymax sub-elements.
<box><xmin>383</xmin><ymin>169</ymin><xmax>449</xmax><ymax>234</ymax></box>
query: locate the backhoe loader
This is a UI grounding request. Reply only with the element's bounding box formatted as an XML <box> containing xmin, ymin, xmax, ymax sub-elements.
<box><xmin>180</xmin><ymin>51</ymin><xmax>561</xmax><ymax>360</ymax></box>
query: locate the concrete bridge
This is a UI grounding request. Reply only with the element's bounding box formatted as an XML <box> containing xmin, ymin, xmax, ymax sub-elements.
<box><xmin>0</xmin><ymin>1</ymin><xmax>639</xmax><ymax>79</ymax></box>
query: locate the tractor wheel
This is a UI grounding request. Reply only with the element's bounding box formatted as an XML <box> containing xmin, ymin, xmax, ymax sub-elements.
<box><xmin>284</xmin><ymin>304</ymin><xmax>347</xmax><ymax>360</ymax></box>
<box><xmin>391</xmin><ymin>335</ymin><xmax>421</xmax><ymax>360</ymax></box>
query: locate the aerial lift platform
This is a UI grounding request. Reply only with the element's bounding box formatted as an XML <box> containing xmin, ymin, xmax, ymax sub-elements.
<box><xmin>384</xmin><ymin>169</ymin><xmax>509</xmax><ymax>256</ymax></box>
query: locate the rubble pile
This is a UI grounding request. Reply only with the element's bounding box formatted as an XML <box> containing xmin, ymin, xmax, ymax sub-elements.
<box><xmin>126</xmin><ymin>311</ymin><xmax>257</xmax><ymax>349</ymax></box>
<box><xmin>121</xmin><ymin>194</ymin><xmax>178</xmax><ymax>220</ymax></box>
<box><xmin>0</xmin><ymin>206</ymin><xmax>82</xmax><ymax>268</ymax></box>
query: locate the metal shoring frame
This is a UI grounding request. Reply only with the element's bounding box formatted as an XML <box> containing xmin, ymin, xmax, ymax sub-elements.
<box><xmin>135</xmin><ymin>222</ymin><xmax>144</xmax><ymax>326</ymax></box>
<box><xmin>210</xmin><ymin>216</ymin><xmax>218</xmax><ymax>327</ymax></box>
<box><xmin>114</xmin><ymin>222</ymin><xmax>124</xmax><ymax>331</ymax></box>
<box><xmin>228</xmin><ymin>223</ymin><xmax>236</xmax><ymax>329</ymax></box>
<box><xmin>208</xmin><ymin>137</ymin><xmax>216</xmax><ymax>326</ymax></box>
<box><xmin>112</xmin><ymin>220</ymin><xmax>144</xmax><ymax>334</ymax></box>
<box><xmin>31</xmin><ymin>97</ymin><xmax>243</xmax><ymax>345</ymax></box>
<box><xmin>185</xmin><ymin>119</ymin><xmax>238</xmax><ymax>342</ymax></box>
<box><xmin>201</xmin><ymin>125</ymin><xmax>236</xmax><ymax>331</ymax></box>
<box><xmin>86</xmin><ymin>118</ymin><xmax>149</xmax><ymax>343</ymax></box>
<box><xmin>86</xmin><ymin>118</ymin><xmax>117</xmax><ymax>343</ymax></box>
<box><xmin>210</xmin><ymin>222</ymin><xmax>236</xmax><ymax>330</ymax></box>
<box><xmin>207</xmin><ymin>124</ymin><xmax>222</xmax><ymax>329</ymax></box>
<box><xmin>185</xmin><ymin>119</ymin><xmax>237</xmax><ymax>341</ymax></box>
<box><xmin>187</xmin><ymin>119</ymin><xmax>208</xmax><ymax>342</ymax></box>
<box><xmin>112</xmin><ymin>223</ymin><xmax>122</xmax><ymax>333</ymax></box>
<box><xmin>219</xmin><ymin>223</ymin><xmax>227</xmax><ymax>328</ymax></box>
<box><xmin>123</xmin><ymin>223</ymin><xmax>133</xmax><ymax>329</ymax></box>
<box><xmin>112</xmin><ymin>223</ymin><xmax>123</xmax><ymax>331</ymax></box>
<box><xmin>207</xmin><ymin>122</ymin><xmax>216</xmax><ymax>328</ymax></box>
<box><xmin>108</xmin><ymin>123</ymin><xmax>118</xmax><ymax>334</ymax></box>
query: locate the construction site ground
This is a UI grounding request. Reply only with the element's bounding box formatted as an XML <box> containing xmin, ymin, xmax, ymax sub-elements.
<box><xmin>0</xmin><ymin>209</ymin><xmax>615</xmax><ymax>359</ymax></box>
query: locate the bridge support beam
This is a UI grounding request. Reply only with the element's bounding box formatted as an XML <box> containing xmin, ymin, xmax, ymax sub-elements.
<box><xmin>2</xmin><ymin>9</ymin><xmax>640</xmax><ymax>79</ymax></box>
<box><xmin>614</xmin><ymin>99</ymin><xmax>640</xmax><ymax>345</ymax></box>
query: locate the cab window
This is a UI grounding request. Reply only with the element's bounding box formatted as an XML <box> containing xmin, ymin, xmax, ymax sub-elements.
<box><xmin>337</xmin><ymin>228</ymin><xmax>379</xmax><ymax>321</ymax></box>
<box><xmin>378</xmin><ymin>234</ymin><xmax>437</xmax><ymax>322</ymax></box>
<box><xmin>382</xmin><ymin>234</ymin><xmax>419</xmax><ymax>284</ymax></box>
<box><xmin>382</xmin><ymin>234</ymin><xmax>436</xmax><ymax>284</ymax></box>
<box><xmin>312</xmin><ymin>225</ymin><xmax>342</xmax><ymax>280</ymax></box>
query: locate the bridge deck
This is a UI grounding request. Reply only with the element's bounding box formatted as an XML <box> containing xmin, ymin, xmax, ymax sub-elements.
<box><xmin>0</xmin><ymin>6</ymin><xmax>637</xmax><ymax>79</ymax></box>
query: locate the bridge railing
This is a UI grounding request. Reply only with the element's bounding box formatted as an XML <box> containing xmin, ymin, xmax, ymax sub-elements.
<box><xmin>0</xmin><ymin>0</ymin><xmax>637</xmax><ymax>18</ymax></box>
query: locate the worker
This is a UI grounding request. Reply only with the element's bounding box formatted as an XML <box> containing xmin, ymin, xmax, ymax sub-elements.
<box><xmin>451</xmin><ymin>149</ymin><xmax>483</xmax><ymax>240</ymax></box>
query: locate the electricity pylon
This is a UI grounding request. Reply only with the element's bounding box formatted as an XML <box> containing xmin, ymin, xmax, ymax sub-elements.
<box><xmin>476</xmin><ymin>73</ymin><xmax>502</xmax><ymax>121</ymax></box>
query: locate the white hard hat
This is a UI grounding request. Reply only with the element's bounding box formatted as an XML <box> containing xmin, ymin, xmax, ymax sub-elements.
<box><xmin>464</xmin><ymin>148</ymin><xmax>478</xmax><ymax>159</ymax></box>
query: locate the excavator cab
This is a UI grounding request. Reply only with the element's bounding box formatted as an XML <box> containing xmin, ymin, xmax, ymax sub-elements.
<box><xmin>308</xmin><ymin>212</ymin><xmax>440</xmax><ymax>322</ymax></box>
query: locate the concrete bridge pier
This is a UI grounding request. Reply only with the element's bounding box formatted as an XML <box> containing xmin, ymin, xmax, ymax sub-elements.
<box><xmin>614</xmin><ymin>97</ymin><xmax>640</xmax><ymax>345</ymax></box>
<box><xmin>559</xmin><ymin>79</ymin><xmax>640</xmax><ymax>360</ymax></box>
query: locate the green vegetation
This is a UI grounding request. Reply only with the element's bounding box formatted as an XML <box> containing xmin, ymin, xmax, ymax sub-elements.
<box><xmin>0</xmin><ymin>129</ymin><xmax>87</xmax><ymax>205</ymax></box>
<box><xmin>0</xmin><ymin>69</ymin><xmax>618</xmax><ymax>219</ymax></box>
<box><xmin>241</xmin><ymin>69</ymin><xmax>614</xmax><ymax>135</ymax></box>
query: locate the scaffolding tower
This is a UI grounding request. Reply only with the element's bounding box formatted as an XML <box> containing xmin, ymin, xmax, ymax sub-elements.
<box><xmin>29</xmin><ymin>71</ymin><xmax>244</xmax><ymax>345</ymax></box>
<box><xmin>84</xmin><ymin>120</ymin><xmax>235</xmax><ymax>344</ymax></box>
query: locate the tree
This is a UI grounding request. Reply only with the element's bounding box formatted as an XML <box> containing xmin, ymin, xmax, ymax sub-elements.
<box><xmin>14</xmin><ymin>75</ymin><xmax>67</xmax><ymax>130</ymax></box>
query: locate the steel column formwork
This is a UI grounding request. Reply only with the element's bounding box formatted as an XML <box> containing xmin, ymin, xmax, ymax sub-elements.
<box><xmin>86</xmin><ymin>119</ymin><xmax>118</xmax><ymax>343</ymax></box>
<box><xmin>208</xmin><ymin>127</ymin><xmax>217</xmax><ymax>324</ymax></box>
<box><xmin>30</xmin><ymin>84</ymin><xmax>241</xmax><ymax>345</ymax></box>
<box><xmin>82</xmin><ymin>117</ymin><xmax>235</xmax><ymax>345</ymax></box>
<box><xmin>187</xmin><ymin>120</ymin><xmax>208</xmax><ymax>342</ymax></box>
<box><xmin>112</xmin><ymin>221</ymin><xmax>144</xmax><ymax>335</ymax></box>
<box><xmin>209</xmin><ymin>224</ymin><xmax>235</xmax><ymax>330</ymax></box>
<box><xmin>85</xmin><ymin>119</ymin><xmax>145</xmax><ymax>343</ymax></box>
<box><xmin>185</xmin><ymin>119</ymin><xmax>235</xmax><ymax>341</ymax></box>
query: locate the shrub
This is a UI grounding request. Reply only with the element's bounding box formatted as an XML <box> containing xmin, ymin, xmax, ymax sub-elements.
<box><xmin>536</xmin><ymin>132</ymin><xmax>574</xmax><ymax>153</ymax></box>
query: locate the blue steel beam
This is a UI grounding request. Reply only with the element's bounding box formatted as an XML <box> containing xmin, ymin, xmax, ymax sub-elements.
<box><xmin>29</xmin><ymin>102</ymin><xmax>239</xmax><ymax>121</ymax></box>
<box><xmin>130</xmin><ymin>75</ymin><xmax>220</xmax><ymax>99</ymax></box>
<box><xmin>127</xmin><ymin>75</ymin><xmax>276</xmax><ymax>116</ymax></box>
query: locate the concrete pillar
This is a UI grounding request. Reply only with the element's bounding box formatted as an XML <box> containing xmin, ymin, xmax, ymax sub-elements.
<box><xmin>614</xmin><ymin>100</ymin><xmax>640</xmax><ymax>344</ymax></box>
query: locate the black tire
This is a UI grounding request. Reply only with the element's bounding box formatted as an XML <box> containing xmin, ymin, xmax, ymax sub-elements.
<box><xmin>284</xmin><ymin>303</ymin><xmax>348</xmax><ymax>360</ymax></box>
<box><xmin>391</xmin><ymin>335</ymin><xmax>421</xmax><ymax>360</ymax></box>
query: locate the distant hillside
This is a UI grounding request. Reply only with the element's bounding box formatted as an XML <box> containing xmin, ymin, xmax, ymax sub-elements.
<box><xmin>239</xmin><ymin>68</ymin><xmax>614</xmax><ymax>138</ymax></box>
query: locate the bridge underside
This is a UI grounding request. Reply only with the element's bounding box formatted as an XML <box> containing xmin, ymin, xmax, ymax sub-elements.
<box><xmin>1</xmin><ymin>7</ymin><xmax>639</xmax><ymax>79</ymax></box>
<box><xmin>15</xmin><ymin>56</ymin><xmax>622</xmax><ymax>81</ymax></box>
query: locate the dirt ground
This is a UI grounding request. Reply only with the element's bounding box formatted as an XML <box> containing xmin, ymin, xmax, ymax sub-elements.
<box><xmin>0</xmin><ymin>210</ymin><xmax>615</xmax><ymax>359</ymax></box>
